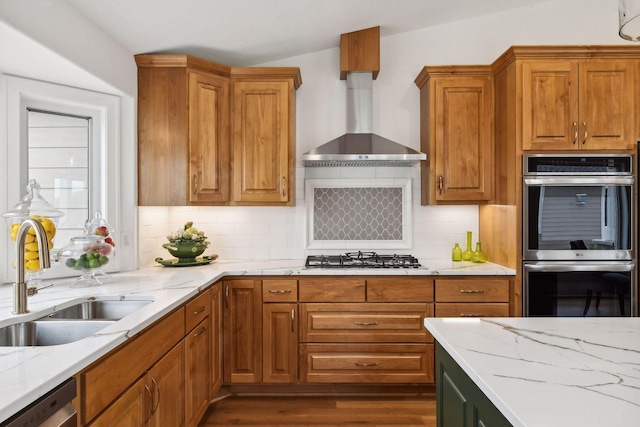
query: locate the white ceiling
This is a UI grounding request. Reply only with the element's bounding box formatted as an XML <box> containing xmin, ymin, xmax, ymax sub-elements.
<box><xmin>64</xmin><ymin>0</ymin><xmax>551</xmax><ymax>66</ymax></box>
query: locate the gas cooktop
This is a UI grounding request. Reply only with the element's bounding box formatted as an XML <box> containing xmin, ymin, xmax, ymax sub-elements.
<box><xmin>305</xmin><ymin>252</ymin><xmax>422</xmax><ymax>269</ymax></box>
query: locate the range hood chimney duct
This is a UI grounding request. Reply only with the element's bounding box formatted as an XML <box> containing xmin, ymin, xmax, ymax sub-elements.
<box><xmin>302</xmin><ymin>26</ymin><xmax>426</xmax><ymax>167</ymax></box>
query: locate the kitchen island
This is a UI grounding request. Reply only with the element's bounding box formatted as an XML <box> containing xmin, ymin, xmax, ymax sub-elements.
<box><xmin>424</xmin><ymin>317</ymin><xmax>640</xmax><ymax>427</ymax></box>
<box><xmin>0</xmin><ymin>259</ymin><xmax>513</xmax><ymax>423</ymax></box>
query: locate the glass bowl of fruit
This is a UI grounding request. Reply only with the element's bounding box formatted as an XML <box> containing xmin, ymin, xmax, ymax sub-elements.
<box><xmin>57</xmin><ymin>235</ymin><xmax>113</xmax><ymax>287</ymax></box>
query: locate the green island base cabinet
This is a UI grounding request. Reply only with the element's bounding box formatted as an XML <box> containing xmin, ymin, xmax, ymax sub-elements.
<box><xmin>435</xmin><ymin>342</ymin><xmax>511</xmax><ymax>427</ymax></box>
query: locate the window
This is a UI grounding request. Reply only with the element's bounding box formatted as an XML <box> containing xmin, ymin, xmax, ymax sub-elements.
<box><xmin>2</xmin><ymin>75</ymin><xmax>122</xmax><ymax>283</ymax></box>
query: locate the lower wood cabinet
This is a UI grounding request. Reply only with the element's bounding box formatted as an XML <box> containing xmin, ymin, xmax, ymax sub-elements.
<box><xmin>223</xmin><ymin>279</ymin><xmax>262</xmax><ymax>383</ymax></box>
<box><xmin>88</xmin><ymin>340</ymin><xmax>186</xmax><ymax>427</ymax></box>
<box><xmin>436</xmin><ymin>342</ymin><xmax>512</xmax><ymax>427</ymax></box>
<box><xmin>263</xmin><ymin>302</ymin><xmax>298</xmax><ymax>383</ymax></box>
<box><xmin>185</xmin><ymin>290</ymin><xmax>212</xmax><ymax>427</ymax></box>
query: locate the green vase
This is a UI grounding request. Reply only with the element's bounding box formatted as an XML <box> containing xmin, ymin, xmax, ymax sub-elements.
<box><xmin>451</xmin><ymin>243</ymin><xmax>462</xmax><ymax>262</ymax></box>
<box><xmin>471</xmin><ymin>242</ymin><xmax>487</xmax><ymax>263</ymax></box>
<box><xmin>461</xmin><ymin>231</ymin><xmax>473</xmax><ymax>261</ymax></box>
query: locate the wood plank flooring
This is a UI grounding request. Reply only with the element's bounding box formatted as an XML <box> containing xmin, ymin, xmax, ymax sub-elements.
<box><xmin>198</xmin><ymin>394</ymin><xmax>437</xmax><ymax>426</ymax></box>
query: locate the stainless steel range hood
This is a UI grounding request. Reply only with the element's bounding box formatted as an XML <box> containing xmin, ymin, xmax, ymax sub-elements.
<box><xmin>302</xmin><ymin>71</ymin><xmax>426</xmax><ymax>167</ymax></box>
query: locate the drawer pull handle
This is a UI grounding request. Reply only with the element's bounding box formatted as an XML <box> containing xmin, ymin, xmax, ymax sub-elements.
<box><xmin>460</xmin><ymin>313</ymin><xmax>484</xmax><ymax>317</ymax></box>
<box><xmin>459</xmin><ymin>289</ymin><xmax>485</xmax><ymax>293</ymax></box>
<box><xmin>291</xmin><ymin>309</ymin><xmax>295</xmax><ymax>332</ymax></box>
<box><xmin>193</xmin><ymin>326</ymin><xmax>206</xmax><ymax>337</ymax></box>
<box><xmin>193</xmin><ymin>306</ymin><xmax>206</xmax><ymax>315</ymax></box>
<box><xmin>354</xmin><ymin>321</ymin><xmax>378</xmax><ymax>326</ymax></box>
<box><xmin>268</xmin><ymin>289</ymin><xmax>292</xmax><ymax>294</ymax></box>
<box><xmin>355</xmin><ymin>362</ymin><xmax>379</xmax><ymax>367</ymax></box>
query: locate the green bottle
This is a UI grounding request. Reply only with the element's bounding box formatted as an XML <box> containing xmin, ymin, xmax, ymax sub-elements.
<box><xmin>451</xmin><ymin>243</ymin><xmax>462</xmax><ymax>261</ymax></box>
<box><xmin>472</xmin><ymin>242</ymin><xmax>487</xmax><ymax>263</ymax></box>
<box><xmin>461</xmin><ymin>231</ymin><xmax>473</xmax><ymax>261</ymax></box>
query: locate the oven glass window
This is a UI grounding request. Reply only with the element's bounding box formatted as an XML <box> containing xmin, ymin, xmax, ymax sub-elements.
<box><xmin>526</xmin><ymin>184</ymin><xmax>632</xmax><ymax>251</ymax></box>
<box><xmin>526</xmin><ymin>270</ymin><xmax>632</xmax><ymax>317</ymax></box>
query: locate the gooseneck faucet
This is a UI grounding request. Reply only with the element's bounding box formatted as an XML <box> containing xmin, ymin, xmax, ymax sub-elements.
<box><xmin>13</xmin><ymin>218</ymin><xmax>51</xmax><ymax>314</ymax></box>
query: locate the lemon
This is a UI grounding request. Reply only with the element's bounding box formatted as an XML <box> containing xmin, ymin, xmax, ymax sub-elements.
<box><xmin>47</xmin><ymin>238</ymin><xmax>54</xmax><ymax>249</ymax></box>
<box><xmin>27</xmin><ymin>226</ymin><xmax>36</xmax><ymax>236</ymax></box>
<box><xmin>24</xmin><ymin>250</ymin><xmax>39</xmax><ymax>260</ymax></box>
<box><xmin>25</xmin><ymin>234</ymin><xmax>35</xmax><ymax>244</ymax></box>
<box><xmin>10</xmin><ymin>232</ymin><xmax>17</xmax><ymax>241</ymax></box>
<box><xmin>10</xmin><ymin>223</ymin><xmax>20</xmax><ymax>233</ymax></box>
<box><xmin>25</xmin><ymin>242</ymin><xmax>40</xmax><ymax>251</ymax></box>
<box><xmin>41</xmin><ymin>218</ymin><xmax>55</xmax><ymax>233</ymax></box>
<box><xmin>25</xmin><ymin>259</ymin><xmax>41</xmax><ymax>271</ymax></box>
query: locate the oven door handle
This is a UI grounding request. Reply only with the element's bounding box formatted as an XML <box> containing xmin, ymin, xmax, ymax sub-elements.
<box><xmin>524</xmin><ymin>177</ymin><xmax>634</xmax><ymax>186</ymax></box>
<box><xmin>524</xmin><ymin>262</ymin><xmax>635</xmax><ymax>273</ymax></box>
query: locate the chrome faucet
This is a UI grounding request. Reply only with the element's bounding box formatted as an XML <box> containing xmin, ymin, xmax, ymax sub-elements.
<box><xmin>13</xmin><ymin>218</ymin><xmax>51</xmax><ymax>314</ymax></box>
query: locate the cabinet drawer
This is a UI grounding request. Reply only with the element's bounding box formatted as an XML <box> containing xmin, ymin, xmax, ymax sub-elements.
<box><xmin>436</xmin><ymin>303</ymin><xmax>509</xmax><ymax>317</ymax></box>
<box><xmin>186</xmin><ymin>289</ymin><xmax>211</xmax><ymax>332</ymax></box>
<box><xmin>299</xmin><ymin>278</ymin><xmax>365</xmax><ymax>302</ymax></box>
<box><xmin>263</xmin><ymin>279</ymin><xmax>298</xmax><ymax>302</ymax></box>
<box><xmin>435</xmin><ymin>279</ymin><xmax>509</xmax><ymax>302</ymax></box>
<box><xmin>300</xmin><ymin>343</ymin><xmax>434</xmax><ymax>383</ymax></box>
<box><xmin>300</xmin><ymin>303</ymin><xmax>433</xmax><ymax>343</ymax></box>
<box><xmin>367</xmin><ymin>277</ymin><xmax>434</xmax><ymax>302</ymax></box>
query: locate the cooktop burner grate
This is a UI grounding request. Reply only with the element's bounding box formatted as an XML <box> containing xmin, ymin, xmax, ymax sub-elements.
<box><xmin>305</xmin><ymin>251</ymin><xmax>422</xmax><ymax>269</ymax></box>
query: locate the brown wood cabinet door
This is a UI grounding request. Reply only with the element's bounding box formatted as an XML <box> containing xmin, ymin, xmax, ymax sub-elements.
<box><xmin>231</xmin><ymin>80</ymin><xmax>292</xmax><ymax>204</ymax></box>
<box><xmin>522</xmin><ymin>60</ymin><xmax>578</xmax><ymax>151</ymax></box>
<box><xmin>263</xmin><ymin>303</ymin><xmax>298</xmax><ymax>383</ymax></box>
<box><xmin>185</xmin><ymin>318</ymin><xmax>211</xmax><ymax>427</ymax></box>
<box><xmin>433</xmin><ymin>76</ymin><xmax>493</xmax><ymax>202</ymax></box>
<box><xmin>223</xmin><ymin>279</ymin><xmax>262</xmax><ymax>383</ymax></box>
<box><xmin>88</xmin><ymin>377</ymin><xmax>148</xmax><ymax>427</ymax></box>
<box><xmin>579</xmin><ymin>60</ymin><xmax>635</xmax><ymax>150</ymax></box>
<box><xmin>137</xmin><ymin>67</ymin><xmax>189</xmax><ymax>205</ymax></box>
<box><xmin>210</xmin><ymin>283</ymin><xmax>223</xmax><ymax>397</ymax></box>
<box><xmin>188</xmin><ymin>70</ymin><xmax>230</xmax><ymax>203</ymax></box>
<box><xmin>149</xmin><ymin>341</ymin><xmax>185</xmax><ymax>427</ymax></box>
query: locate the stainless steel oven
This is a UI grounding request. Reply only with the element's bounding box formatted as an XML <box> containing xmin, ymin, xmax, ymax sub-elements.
<box><xmin>523</xmin><ymin>154</ymin><xmax>635</xmax><ymax>317</ymax></box>
<box><xmin>524</xmin><ymin>261</ymin><xmax>634</xmax><ymax>317</ymax></box>
<box><xmin>523</xmin><ymin>154</ymin><xmax>634</xmax><ymax>261</ymax></box>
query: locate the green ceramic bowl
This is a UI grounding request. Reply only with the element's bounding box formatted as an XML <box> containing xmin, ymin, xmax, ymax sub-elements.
<box><xmin>162</xmin><ymin>240</ymin><xmax>208</xmax><ymax>262</ymax></box>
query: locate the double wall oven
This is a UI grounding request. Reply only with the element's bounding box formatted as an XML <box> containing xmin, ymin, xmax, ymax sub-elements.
<box><xmin>522</xmin><ymin>154</ymin><xmax>635</xmax><ymax>317</ymax></box>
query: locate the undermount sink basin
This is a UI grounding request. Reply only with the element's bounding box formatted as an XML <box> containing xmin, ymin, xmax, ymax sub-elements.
<box><xmin>0</xmin><ymin>296</ymin><xmax>157</xmax><ymax>347</ymax></box>
<box><xmin>43</xmin><ymin>298</ymin><xmax>154</xmax><ymax>320</ymax></box>
<box><xmin>0</xmin><ymin>320</ymin><xmax>116</xmax><ymax>346</ymax></box>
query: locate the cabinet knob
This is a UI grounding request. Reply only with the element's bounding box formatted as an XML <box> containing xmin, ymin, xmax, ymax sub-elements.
<box><xmin>192</xmin><ymin>174</ymin><xmax>198</xmax><ymax>194</ymax></box>
<box><xmin>582</xmin><ymin>121</ymin><xmax>587</xmax><ymax>145</ymax></box>
<box><xmin>144</xmin><ymin>385</ymin><xmax>153</xmax><ymax>422</ymax></box>
<box><xmin>459</xmin><ymin>289</ymin><xmax>484</xmax><ymax>294</ymax></box>
<box><xmin>572</xmin><ymin>121</ymin><xmax>578</xmax><ymax>144</ymax></box>
<box><xmin>437</xmin><ymin>176</ymin><xmax>443</xmax><ymax>195</ymax></box>
<box><xmin>268</xmin><ymin>289</ymin><xmax>292</xmax><ymax>294</ymax></box>
<box><xmin>282</xmin><ymin>176</ymin><xmax>286</xmax><ymax>197</ymax></box>
<box><xmin>355</xmin><ymin>362</ymin><xmax>379</xmax><ymax>367</ymax></box>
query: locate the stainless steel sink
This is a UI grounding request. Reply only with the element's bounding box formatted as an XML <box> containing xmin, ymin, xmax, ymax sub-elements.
<box><xmin>43</xmin><ymin>298</ymin><xmax>154</xmax><ymax>320</ymax></box>
<box><xmin>0</xmin><ymin>296</ymin><xmax>157</xmax><ymax>347</ymax></box>
<box><xmin>0</xmin><ymin>320</ymin><xmax>116</xmax><ymax>346</ymax></box>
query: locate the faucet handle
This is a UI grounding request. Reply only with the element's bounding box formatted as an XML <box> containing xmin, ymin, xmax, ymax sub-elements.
<box><xmin>27</xmin><ymin>283</ymin><xmax>53</xmax><ymax>297</ymax></box>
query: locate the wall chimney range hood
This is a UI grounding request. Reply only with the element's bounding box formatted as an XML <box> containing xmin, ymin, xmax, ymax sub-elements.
<box><xmin>302</xmin><ymin>27</ymin><xmax>426</xmax><ymax>167</ymax></box>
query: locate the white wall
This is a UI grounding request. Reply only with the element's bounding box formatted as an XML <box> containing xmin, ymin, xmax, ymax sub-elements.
<box><xmin>1</xmin><ymin>0</ymin><xmax>634</xmax><ymax>267</ymax></box>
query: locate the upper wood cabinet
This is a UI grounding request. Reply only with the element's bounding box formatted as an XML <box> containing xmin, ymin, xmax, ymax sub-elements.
<box><xmin>415</xmin><ymin>66</ymin><xmax>494</xmax><ymax>205</ymax></box>
<box><xmin>135</xmin><ymin>54</ymin><xmax>301</xmax><ymax>206</ymax></box>
<box><xmin>230</xmin><ymin>78</ymin><xmax>295</xmax><ymax>204</ymax></box>
<box><xmin>521</xmin><ymin>59</ymin><xmax>636</xmax><ymax>151</ymax></box>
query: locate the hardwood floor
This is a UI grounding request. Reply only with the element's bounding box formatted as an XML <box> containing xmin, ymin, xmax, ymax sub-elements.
<box><xmin>198</xmin><ymin>393</ymin><xmax>437</xmax><ymax>426</ymax></box>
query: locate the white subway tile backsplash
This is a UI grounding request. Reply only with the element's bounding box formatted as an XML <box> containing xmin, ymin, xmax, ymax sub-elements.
<box><xmin>138</xmin><ymin>170</ymin><xmax>479</xmax><ymax>267</ymax></box>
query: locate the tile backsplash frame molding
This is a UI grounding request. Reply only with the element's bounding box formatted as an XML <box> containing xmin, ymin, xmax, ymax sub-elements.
<box><xmin>305</xmin><ymin>178</ymin><xmax>413</xmax><ymax>250</ymax></box>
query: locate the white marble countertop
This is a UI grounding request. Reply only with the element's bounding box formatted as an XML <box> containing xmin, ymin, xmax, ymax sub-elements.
<box><xmin>0</xmin><ymin>258</ymin><xmax>513</xmax><ymax>422</ymax></box>
<box><xmin>424</xmin><ymin>317</ymin><xmax>640</xmax><ymax>427</ymax></box>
